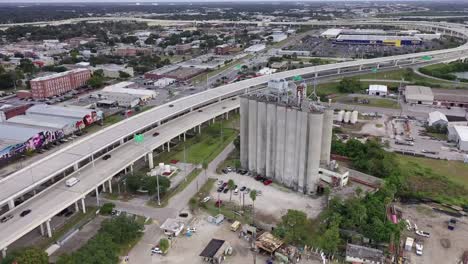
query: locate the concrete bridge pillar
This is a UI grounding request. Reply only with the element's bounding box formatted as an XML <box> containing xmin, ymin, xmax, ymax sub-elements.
<box><xmin>2</xmin><ymin>247</ymin><xmax>7</xmax><ymax>258</ymax></box>
<box><xmin>102</xmin><ymin>182</ymin><xmax>107</xmax><ymax>193</ymax></box>
<box><xmin>75</xmin><ymin>202</ymin><xmax>79</xmax><ymax>212</ymax></box>
<box><xmin>183</xmin><ymin>132</ymin><xmax>186</xmax><ymax>142</ymax></box>
<box><xmin>73</xmin><ymin>164</ymin><xmax>79</xmax><ymax>171</ymax></box>
<box><xmin>148</xmin><ymin>152</ymin><xmax>154</xmax><ymax>169</ymax></box>
<box><xmin>212</xmin><ymin>117</ymin><xmax>216</xmax><ymax>124</ymax></box>
<box><xmin>81</xmin><ymin>198</ymin><xmax>86</xmax><ymax>213</ymax></box>
<box><xmin>359</xmin><ymin>65</ymin><xmax>363</xmax><ymax>71</ymax></box>
<box><xmin>218</xmin><ymin>97</ymin><xmax>222</xmax><ymax>102</ymax></box>
<box><xmin>7</xmin><ymin>199</ymin><xmax>15</xmax><ymax>210</ymax></box>
<box><xmin>337</xmin><ymin>68</ymin><xmax>341</xmax><ymax>74</ymax></box>
<box><xmin>412</xmin><ymin>58</ymin><xmax>416</xmax><ymax>63</ymax></box>
<box><xmin>376</xmin><ymin>64</ymin><xmax>380</xmax><ymax>69</ymax></box>
<box><xmin>198</xmin><ymin>125</ymin><xmax>202</xmax><ymax>134</ymax></box>
<box><xmin>225</xmin><ymin>111</ymin><xmax>229</xmax><ymax>120</ymax></box>
<box><xmin>162</xmin><ymin>144</ymin><xmax>165</xmax><ymax>151</ymax></box>
<box><xmin>314</xmin><ymin>72</ymin><xmax>318</xmax><ymax>78</ymax></box>
<box><xmin>120</xmin><ymin>138</ymin><xmax>124</xmax><ymax>144</ymax></box>
<box><xmin>39</xmin><ymin>223</ymin><xmax>45</xmax><ymax>236</ymax></box>
<box><xmin>46</xmin><ymin>219</ymin><xmax>52</xmax><ymax>238</ymax></box>
<box><xmin>130</xmin><ymin>164</ymin><xmax>134</xmax><ymax>174</ymax></box>
<box><xmin>108</xmin><ymin>179</ymin><xmax>113</xmax><ymax>194</ymax></box>
<box><xmin>95</xmin><ymin>187</ymin><xmax>100</xmax><ymax>206</ymax></box>
<box><xmin>167</xmin><ymin>142</ymin><xmax>170</xmax><ymax>152</ymax></box>
<box><xmin>394</xmin><ymin>60</ymin><xmax>398</xmax><ymax>66</ymax></box>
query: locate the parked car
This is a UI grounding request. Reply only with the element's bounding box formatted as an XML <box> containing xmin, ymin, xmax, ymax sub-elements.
<box><xmin>240</xmin><ymin>186</ymin><xmax>246</xmax><ymax>192</ymax></box>
<box><xmin>416</xmin><ymin>242</ymin><xmax>423</xmax><ymax>256</ymax></box>
<box><xmin>257</xmin><ymin>190</ymin><xmax>262</xmax><ymax>196</ymax></box>
<box><xmin>20</xmin><ymin>209</ymin><xmax>32</xmax><ymax>217</ymax></box>
<box><xmin>202</xmin><ymin>196</ymin><xmax>211</xmax><ymax>203</ymax></box>
<box><xmin>223</xmin><ymin>188</ymin><xmax>229</xmax><ymax>193</ymax></box>
<box><xmin>103</xmin><ymin>154</ymin><xmax>112</xmax><ymax>160</ymax></box>
<box><xmin>217</xmin><ymin>180</ymin><xmax>223</xmax><ymax>186</ymax></box>
<box><xmin>255</xmin><ymin>175</ymin><xmax>264</xmax><ymax>181</ymax></box>
<box><xmin>0</xmin><ymin>214</ymin><xmax>13</xmax><ymax>223</ymax></box>
<box><xmin>415</xmin><ymin>230</ymin><xmax>430</xmax><ymax>238</ymax></box>
<box><xmin>222</xmin><ymin>169</ymin><xmax>228</xmax><ymax>174</ymax></box>
<box><xmin>222</xmin><ymin>182</ymin><xmax>228</xmax><ymax>188</ymax></box>
<box><xmin>448</xmin><ymin>218</ymin><xmax>457</xmax><ymax>230</ymax></box>
<box><xmin>263</xmin><ymin>179</ymin><xmax>273</xmax><ymax>186</ymax></box>
<box><xmin>217</xmin><ymin>187</ymin><xmax>224</xmax><ymax>192</ymax></box>
<box><xmin>187</xmin><ymin>227</ymin><xmax>197</xmax><ymax>233</ymax></box>
<box><xmin>215</xmin><ymin>200</ymin><xmax>223</xmax><ymax>207</ymax></box>
<box><xmin>234</xmin><ymin>188</ymin><xmax>239</xmax><ymax>195</ymax></box>
<box><xmin>151</xmin><ymin>247</ymin><xmax>163</xmax><ymax>255</ymax></box>
<box><xmin>226</xmin><ymin>166</ymin><xmax>233</xmax><ymax>172</ymax></box>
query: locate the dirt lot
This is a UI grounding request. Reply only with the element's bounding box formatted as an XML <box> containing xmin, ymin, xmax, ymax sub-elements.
<box><xmin>211</xmin><ymin>173</ymin><xmax>326</xmax><ymax>224</ymax></box>
<box><xmin>399</xmin><ymin>203</ymin><xmax>468</xmax><ymax>264</ymax></box>
<box><xmin>152</xmin><ymin>214</ymin><xmax>268</xmax><ymax>264</ymax></box>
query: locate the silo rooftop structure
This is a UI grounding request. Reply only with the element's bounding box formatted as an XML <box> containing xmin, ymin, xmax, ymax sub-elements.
<box><xmin>240</xmin><ymin>79</ymin><xmax>333</xmax><ymax>194</ymax></box>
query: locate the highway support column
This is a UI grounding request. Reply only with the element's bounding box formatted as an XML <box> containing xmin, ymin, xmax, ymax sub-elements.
<box><xmin>183</xmin><ymin>132</ymin><xmax>186</xmax><ymax>142</ymax></box>
<box><xmin>46</xmin><ymin>219</ymin><xmax>52</xmax><ymax>238</ymax></box>
<box><xmin>95</xmin><ymin>187</ymin><xmax>100</xmax><ymax>206</ymax></box>
<box><xmin>148</xmin><ymin>152</ymin><xmax>154</xmax><ymax>169</ymax></box>
<box><xmin>81</xmin><ymin>198</ymin><xmax>86</xmax><ymax>213</ymax></box>
<box><xmin>108</xmin><ymin>179</ymin><xmax>113</xmax><ymax>193</ymax></box>
<box><xmin>2</xmin><ymin>247</ymin><xmax>7</xmax><ymax>258</ymax></box>
<box><xmin>39</xmin><ymin>223</ymin><xmax>45</xmax><ymax>236</ymax></box>
<box><xmin>7</xmin><ymin>199</ymin><xmax>14</xmax><ymax>210</ymax></box>
<box><xmin>75</xmin><ymin>202</ymin><xmax>79</xmax><ymax>212</ymax></box>
<box><xmin>167</xmin><ymin>142</ymin><xmax>170</xmax><ymax>152</ymax></box>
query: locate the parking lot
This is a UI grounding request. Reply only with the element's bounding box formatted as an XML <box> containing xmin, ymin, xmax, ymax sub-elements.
<box><xmin>400</xmin><ymin>203</ymin><xmax>468</xmax><ymax>264</ymax></box>
<box><xmin>211</xmin><ymin>172</ymin><xmax>326</xmax><ymax>223</ymax></box>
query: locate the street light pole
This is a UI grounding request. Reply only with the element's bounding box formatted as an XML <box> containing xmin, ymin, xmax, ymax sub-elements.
<box><xmin>156</xmin><ymin>174</ymin><xmax>161</xmax><ymax>206</ymax></box>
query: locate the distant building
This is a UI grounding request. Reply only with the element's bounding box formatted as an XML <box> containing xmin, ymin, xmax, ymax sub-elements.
<box><xmin>433</xmin><ymin>88</ymin><xmax>468</xmax><ymax>108</ymax></box>
<box><xmin>101</xmin><ymin>81</ymin><xmax>157</xmax><ymax>102</ymax></box>
<box><xmin>94</xmin><ymin>64</ymin><xmax>134</xmax><ymax>78</ymax></box>
<box><xmin>199</xmin><ymin>239</ymin><xmax>231</xmax><ymax>264</ymax></box>
<box><xmin>145</xmin><ymin>66</ymin><xmax>204</xmax><ymax>81</ymax></box>
<box><xmin>215</xmin><ymin>44</ymin><xmax>231</xmax><ymax>55</ymax></box>
<box><xmin>114</xmin><ymin>47</ymin><xmax>151</xmax><ymax>57</ymax></box>
<box><xmin>175</xmin><ymin>44</ymin><xmax>192</xmax><ymax>55</ymax></box>
<box><xmin>245</xmin><ymin>44</ymin><xmax>266</xmax><ymax>53</ymax></box>
<box><xmin>160</xmin><ymin>218</ymin><xmax>185</xmax><ymax>237</ymax></box>
<box><xmin>26</xmin><ymin>104</ymin><xmax>102</xmax><ymax>127</ymax></box>
<box><xmin>0</xmin><ymin>103</ymin><xmax>32</xmax><ymax>121</ymax></box>
<box><xmin>335</xmin><ymin>35</ymin><xmax>422</xmax><ymax>46</ymax></box>
<box><xmin>368</xmin><ymin>84</ymin><xmax>388</xmax><ymax>96</ymax></box>
<box><xmin>29</xmin><ymin>69</ymin><xmax>91</xmax><ymax>99</ymax></box>
<box><xmin>405</xmin><ymin>85</ymin><xmax>434</xmax><ymax>105</ymax></box>
<box><xmin>345</xmin><ymin>243</ymin><xmax>384</xmax><ymax>264</ymax></box>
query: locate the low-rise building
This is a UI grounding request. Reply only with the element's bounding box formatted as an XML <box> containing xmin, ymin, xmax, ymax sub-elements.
<box><xmin>26</xmin><ymin>104</ymin><xmax>102</xmax><ymax>127</ymax></box>
<box><xmin>175</xmin><ymin>43</ymin><xmax>192</xmax><ymax>55</ymax></box>
<box><xmin>29</xmin><ymin>69</ymin><xmax>91</xmax><ymax>99</ymax></box>
<box><xmin>345</xmin><ymin>243</ymin><xmax>384</xmax><ymax>264</ymax></box>
<box><xmin>199</xmin><ymin>239</ymin><xmax>231</xmax><ymax>264</ymax></box>
<box><xmin>215</xmin><ymin>44</ymin><xmax>231</xmax><ymax>55</ymax></box>
<box><xmin>102</xmin><ymin>82</ymin><xmax>157</xmax><ymax>101</ymax></box>
<box><xmin>448</xmin><ymin>125</ymin><xmax>468</xmax><ymax>151</ymax></box>
<box><xmin>428</xmin><ymin>111</ymin><xmax>448</xmax><ymax>127</ymax></box>
<box><xmin>405</xmin><ymin>85</ymin><xmax>434</xmax><ymax>105</ymax></box>
<box><xmin>245</xmin><ymin>44</ymin><xmax>266</xmax><ymax>53</ymax></box>
<box><xmin>368</xmin><ymin>84</ymin><xmax>388</xmax><ymax>96</ymax></box>
<box><xmin>160</xmin><ymin>218</ymin><xmax>185</xmax><ymax>237</ymax></box>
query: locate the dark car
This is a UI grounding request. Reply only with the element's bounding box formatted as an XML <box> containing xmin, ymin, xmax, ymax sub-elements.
<box><xmin>239</xmin><ymin>170</ymin><xmax>248</xmax><ymax>175</ymax></box>
<box><xmin>20</xmin><ymin>209</ymin><xmax>31</xmax><ymax>217</ymax></box>
<box><xmin>222</xmin><ymin>182</ymin><xmax>228</xmax><ymax>188</ymax></box>
<box><xmin>240</xmin><ymin>186</ymin><xmax>246</xmax><ymax>191</ymax></box>
<box><xmin>223</xmin><ymin>188</ymin><xmax>229</xmax><ymax>193</ymax></box>
<box><xmin>1</xmin><ymin>214</ymin><xmax>13</xmax><ymax>223</ymax></box>
<box><xmin>152</xmin><ymin>132</ymin><xmax>160</xmax><ymax>137</ymax></box>
<box><xmin>217</xmin><ymin>187</ymin><xmax>224</xmax><ymax>192</ymax></box>
<box><xmin>103</xmin><ymin>154</ymin><xmax>111</xmax><ymax>160</ymax></box>
<box><xmin>221</xmin><ymin>169</ymin><xmax>228</xmax><ymax>174</ymax></box>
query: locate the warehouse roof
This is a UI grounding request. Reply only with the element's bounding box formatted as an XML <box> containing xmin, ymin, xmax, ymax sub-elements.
<box><xmin>7</xmin><ymin>115</ymin><xmax>77</xmax><ymax>129</ymax></box>
<box><xmin>369</xmin><ymin>84</ymin><xmax>387</xmax><ymax>92</ymax></box>
<box><xmin>346</xmin><ymin>244</ymin><xmax>384</xmax><ymax>263</ymax></box>
<box><xmin>336</xmin><ymin>35</ymin><xmax>422</xmax><ymax>41</ymax></box>
<box><xmin>102</xmin><ymin>82</ymin><xmax>157</xmax><ymax>98</ymax></box>
<box><xmin>321</xmin><ymin>28</ymin><xmax>342</xmax><ymax>38</ymax></box>
<box><xmin>453</xmin><ymin>126</ymin><xmax>468</xmax><ymax>142</ymax></box>
<box><xmin>405</xmin><ymin>85</ymin><xmax>434</xmax><ymax>101</ymax></box>
<box><xmin>26</xmin><ymin>104</ymin><xmax>95</xmax><ymax>119</ymax></box>
<box><xmin>199</xmin><ymin>239</ymin><xmax>225</xmax><ymax>258</ymax></box>
<box><xmin>255</xmin><ymin>232</ymin><xmax>283</xmax><ymax>253</ymax></box>
<box><xmin>428</xmin><ymin>111</ymin><xmax>448</xmax><ymax>126</ymax></box>
<box><xmin>0</xmin><ymin>123</ymin><xmax>45</xmax><ymax>141</ymax></box>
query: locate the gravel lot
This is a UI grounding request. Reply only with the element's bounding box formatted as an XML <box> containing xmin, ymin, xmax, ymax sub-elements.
<box><xmin>211</xmin><ymin>172</ymin><xmax>326</xmax><ymax>223</ymax></box>
<box><xmin>400</xmin><ymin>203</ymin><xmax>468</xmax><ymax>264</ymax></box>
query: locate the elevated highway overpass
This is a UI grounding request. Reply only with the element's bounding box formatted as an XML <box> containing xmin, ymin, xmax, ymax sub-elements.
<box><xmin>1</xmin><ymin>18</ymin><xmax>468</xmax><ymax>256</ymax></box>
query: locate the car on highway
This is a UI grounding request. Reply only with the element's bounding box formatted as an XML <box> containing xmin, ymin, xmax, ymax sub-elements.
<box><xmin>152</xmin><ymin>132</ymin><xmax>160</xmax><ymax>137</ymax></box>
<box><xmin>103</xmin><ymin>154</ymin><xmax>112</xmax><ymax>160</ymax></box>
<box><xmin>65</xmin><ymin>177</ymin><xmax>79</xmax><ymax>187</ymax></box>
<box><xmin>20</xmin><ymin>209</ymin><xmax>31</xmax><ymax>217</ymax></box>
<box><xmin>1</xmin><ymin>214</ymin><xmax>13</xmax><ymax>223</ymax></box>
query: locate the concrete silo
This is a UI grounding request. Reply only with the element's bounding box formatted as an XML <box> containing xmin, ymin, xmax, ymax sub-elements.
<box><xmin>343</xmin><ymin>111</ymin><xmax>351</xmax><ymax>123</ymax></box>
<box><xmin>306</xmin><ymin>112</ymin><xmax>323</xmax><ymax>194</ymax></box>
<box><xmin>320</xmin><ymin>109</ymin><xmax>334</xmax><ymax>165</ymax></box>
<box><xmin>336</xmin><ymin>110</ymin><xmax>345</xmax><ymax>122</ymax></box>
<box><xmin>256</xmin><ymin>101</ymin><xmax>267</xmax><ymax>175</ymax></box>
<box><xmin>350</xmin><ymin>110</ymin><xmax>359</xmax><ymax>124</ymax></box>
<box><xmin>240</xmin><ymin>97</ymin><xmax>250</xmax><ymax>169</ymax></box>
<box><xmin>247</xmin><ymin>99</ymin><xmax>258</xmax><ymax>172</ymax></box>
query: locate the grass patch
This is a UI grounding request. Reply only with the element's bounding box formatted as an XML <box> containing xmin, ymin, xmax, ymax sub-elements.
<box><xmin>37</xmin><ymin>207</ymin><xmax>98</xmax><ymax>250</ymax></box>
<box><xmin>148</xmin><ymin>168</ymin><xmax>203</xmax><ymax>208</ymax></box>
<box><xmin>396</xmin><ymin>154</ymin><xmax>468</xmax><ymax>205</ymax></box>
<box><xmin>427</xmin><ymin>132</ymin><xmax>448</xmax><ymax>141</ymax></box>
<box><xmin>336</xmin><ymin>95</ymin><xmax>400</xmax><ymax>109</ymax></box>
<box><xmin>375</xmin><ymin>124</ymin><xmax>383</xmax><ymax>128</ymax></box>
<box><xmin>154</xmin><ymin>115</ymin><xmax>239</xmax><ymax>165</ymax></box>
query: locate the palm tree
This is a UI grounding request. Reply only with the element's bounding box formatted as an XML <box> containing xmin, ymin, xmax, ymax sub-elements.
<box><xmin>227</xmin><ymin>179</ymin><xmax>235</xmax><ymax>201</ymax></box>
<box><xmin>250</xmin><ymin>189</ymin><xmax>257</xmax><ymax>264</ymax></box>
<box><xmin>201</xmin><ymin>161</ymin><xmax>208</xmax><ymax>192</ymax></box>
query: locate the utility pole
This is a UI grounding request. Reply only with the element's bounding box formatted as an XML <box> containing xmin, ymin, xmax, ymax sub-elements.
<box><xmin>156</xmin><ymin>173</ymin><xmax>161</xmax><ymax>206</ymax></box>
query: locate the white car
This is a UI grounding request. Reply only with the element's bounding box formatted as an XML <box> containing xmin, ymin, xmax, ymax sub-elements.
<box><xmin>234</xmin><ymin>188</ymin><xmax>239</xmax><ymax>195</ymax></box>
<box><xmin>416</xmin><ymin>242</ymin><xmax>423</xmax><ymax>255</ymax></box>
<box><xmin>202</xmin><ymin>196</ymin><xmax>211</xmax><ymax>203</ymax></box>
<box><xmin>187</xmin><ymin>227</ymin><xmax>197</xmax><ymax>233</ymax></box>
<box><xmin>415</xmin><ymin>230</ymin><xmax>430</xmax><ymax>238</ymax></box>
<box><xmin>151</xmin><ymin>247</ymin><xmax>162</xmax><ymax>254</ymax></box>
<box><xmin>217</xmin><ymin>180</ymin><xmax>223</xmax><ymax>186</ymax></box>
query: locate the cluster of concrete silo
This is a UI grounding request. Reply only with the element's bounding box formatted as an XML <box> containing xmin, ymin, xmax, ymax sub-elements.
<box><xmin>335</xmin><ymin>110</ymin><xmax>358</xmax><ymax>124</ymax></box>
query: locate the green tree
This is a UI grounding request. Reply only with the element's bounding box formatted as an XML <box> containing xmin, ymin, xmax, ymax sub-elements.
<box><xmin>2</xmin><ymin>248</ymin><xmax>49</xmax><ymax>264</ymax></box>
<box><xmin>100</xmin><ymin>202</ymin><xmax>115</xmax><ymax>215</ymax></box>
<box><xmin>317</xmin><ymin>216</ymin><xmax>341</xmax><ymax>254</ymax></box>
<box><xmin>100</xmin><ymin>215</ymin><xmax>143</xmax><ymax>244</ymax></box>
<box><xmin>159</xmin><ymin>238</ymin><xmax>169</xmax><ymax>253</ymax></box>
<box><xmin>337</xmin><ymin>77</ymin><xmax>362</xmax><ymax>93</ymax></box>
<box><xmin>17</xmin><ymin>58</ymin><xmax>36</xmax><ymax>75</ymax></box>
<box><xmin>118</xmin><ymin>70</ymin><xmax>131</xmax><ymax>79</ymax></box>
<box><xmin>274</xmin><ymin>210</ymin><xmax>309</xmax><ymax>245</ymax></box>
<box><xmin>227</xmin><ymin>179</ymin><xmax>235</xmax><ymax>201</ymax></box>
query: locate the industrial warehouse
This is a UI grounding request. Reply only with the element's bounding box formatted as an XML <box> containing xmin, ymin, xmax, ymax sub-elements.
<box><xmin>240</xmin><ymin>79</ymin><xmax>335</xmax><ymax>194</ymax></box>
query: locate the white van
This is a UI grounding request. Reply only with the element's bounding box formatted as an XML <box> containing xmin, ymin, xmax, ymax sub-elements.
<box><xmin>65</xmin><ymin>177</ymin><xmax>79</xmax><ymax>187</ymax></box>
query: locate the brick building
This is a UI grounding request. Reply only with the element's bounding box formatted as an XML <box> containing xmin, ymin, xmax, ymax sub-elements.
<box><xmin>215</xmin><ymin>44</ymin><xmax>230</xmax><ymax>55</ymax></box>
<box><xmin>30</xmin><ymin>69</ymin><xmax>91</xmax><ymax>99</ymax></box>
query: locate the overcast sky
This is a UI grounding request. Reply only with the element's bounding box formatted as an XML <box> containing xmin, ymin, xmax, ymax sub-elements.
<box><xmin>0</xmin><ymin>0</ymin><xmax>456</xmax><ymax>2</ymax></box>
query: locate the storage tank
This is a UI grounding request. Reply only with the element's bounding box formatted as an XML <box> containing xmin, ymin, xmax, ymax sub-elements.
<box><xmin>164</xmin><ymin>165</ymin><xmax>171</xmax><ymax>173</ymax></box>
<box><xmin>336</xmin><ymin>110</ymin><xmax>345</xmax><ymax>122</ymax></box>
<box><xmin>350</xmin><ymin>110</ymin><xmax>358</xmax><ymax>124</ymax></box>
<box><xmin>343</xmin><ymin>111</ymin><xmax>351</xmax><ymax>123</ymax></box>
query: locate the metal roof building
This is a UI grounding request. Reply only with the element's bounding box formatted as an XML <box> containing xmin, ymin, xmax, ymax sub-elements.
<box><xmin>427</xmin><ymin>111</ymin><xmax>448</xmax><ymax>127</ymax></box>
<box><xmin>26</xmin><ymin>104</ymin><xmax>103</xmax><ymax>125</ymax></box>
<box><xmin>448</xmin><ymin>125</ymin><xmax>468</xmax><ymax>151</ymax></box>
<box><xmin>6</xmin><ymin>114</ymin><xmax>79</xmax><ymax>135</ymax></box>
<box><xmin>405</xmin><ymin>85</ymin><xmax>434</xmax><ymax>105</ymax></box>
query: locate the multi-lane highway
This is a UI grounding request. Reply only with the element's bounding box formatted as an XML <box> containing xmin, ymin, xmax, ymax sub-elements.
<box><xmin>0</xmin><ymin>18</ymin><xmax>468</xmax><ymax>255</ymax></box>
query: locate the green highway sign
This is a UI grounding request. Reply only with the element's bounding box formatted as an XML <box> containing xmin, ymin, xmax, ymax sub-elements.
<box><xmin>235</xmin><ymin>65</ymin><xmax>242</xmax><ymax>70</ymax></box>
<box><xmin>371</xmin><ymin>67</ymin><xmax>378</xmax><ymax>73</ymax></box>
<box><xmin>134</xmin><ymin>134</ymin><xmax>144</xmax><ymax>143</ymax></box>
<box><xmin>293</xmin><ymin>75</ymin><xmax>303</xmax><ymax>81</ymax></box>
<box><xmin>421</xmin><ymin>55</ymin><xmax>432</xmax><ymax>61</ymax></box>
